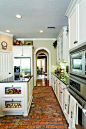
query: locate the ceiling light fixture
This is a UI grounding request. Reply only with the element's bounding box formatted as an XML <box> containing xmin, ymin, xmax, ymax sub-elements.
<box><xmin>6</xmin><ymin>30</ymin><xmax>10</xmax><ymax>33</ymax></box>
<box><xmin>16</xmin><ymin>14</ymin><xmax>22</xmax><ymax>19</ymax></box>
<box><xmin>40</xmin><ymin>30</ymin><xmax>43</xmax><ymax>33</ymax></box>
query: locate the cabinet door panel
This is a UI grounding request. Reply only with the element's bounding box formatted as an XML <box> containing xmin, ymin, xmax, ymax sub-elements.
<box><xmin>0</xmin><ymin>53</ymin><xmax>13</xmax><ymax>81</ymax></box>
<box><xmin>79</xmin><ymin>0</ymin><xmax>86</xmax><ymax>43</ymax></box>
<box><xmin>2</xmin><ymin>98</ymin><xmax>24</xmax><ymax>111</ymax></box>
<box><xmin>14</xmin><ymin>48</ymin><xmax>22</xmax><ymax>57</ymax></box>
<box><xmin>69</xmin><ymin>9</ymin><xmax>76</xmax><ymax>49</ymax></box>
<box><xmin>23</xmin><ymin>48</ymin><xmax>31</xmax><ymax>57</ymax></box>
<box><xmin>2</xmin><ymin>83</ymin><xmax>25</xmax><ymax>98</ymax></box>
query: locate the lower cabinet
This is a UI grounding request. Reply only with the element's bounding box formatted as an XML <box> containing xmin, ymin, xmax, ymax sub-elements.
<box><xmin>0</xmin><ymin>77</ymin><xmax>33</xmax><ymax>117</ymax></box>
<box><xmin>51</xmin><ymin>74</ymin><xmax>67</xmax><ymax>111</ymax></box>
<box><xmin>2</xmin><ymin>98</ymin><xmax>24</xmax><ymax>112</ymax></box>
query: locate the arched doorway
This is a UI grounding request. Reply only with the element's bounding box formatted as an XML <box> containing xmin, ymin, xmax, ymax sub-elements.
<box><xmin>34</xmin><ymin>47</ymin><xmax>51</xmax><ymax>86</ymax></box>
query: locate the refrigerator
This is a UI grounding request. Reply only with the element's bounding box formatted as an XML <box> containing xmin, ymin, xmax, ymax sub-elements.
<box><xmin>14</xmin><ymin>57</ymin><xmax>31</xmax><ymax>80</ymax></box>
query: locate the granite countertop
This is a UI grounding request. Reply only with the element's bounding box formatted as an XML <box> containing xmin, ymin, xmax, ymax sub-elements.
<box><xmin>0</xmin><ymin>76</ymin><xmax>33</xmax><ymax>83</ymax></box>
<box><xmin>52</xmin><ymin>72</ymin><xmax>69</xmax><ymax>85</ymax></box>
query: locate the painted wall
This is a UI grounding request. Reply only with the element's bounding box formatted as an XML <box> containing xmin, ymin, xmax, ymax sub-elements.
<box><xmin>33</xmin><ymin>40</ymin><xmax>57</xmax><ymax>72</ymax></box>
<box><xmin>0</xmin><ymin>34</ymin><xmax>13</xmax><ymax>51</ymax></box>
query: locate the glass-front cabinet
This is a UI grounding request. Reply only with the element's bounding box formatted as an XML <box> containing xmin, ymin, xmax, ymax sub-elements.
<box><xmin>2</xmin><ymin>83</ymin><xmax>24</xmax><ymax>97</ymax></box>
<box><xmin>57</xmin><ymin>26</ymin><xmax>68</xmax><ymax>63</ymax></box>
<box><xmin>2</xmin><ymin>98</ymin><xmax>24</xmax><ymax>111</ymax></box>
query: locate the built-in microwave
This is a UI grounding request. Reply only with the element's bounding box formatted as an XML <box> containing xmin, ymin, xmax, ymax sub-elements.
<box><xmin>70</xmin><ymin>50</ymin><xmax>86</xmax><ymax>78</ymax></box>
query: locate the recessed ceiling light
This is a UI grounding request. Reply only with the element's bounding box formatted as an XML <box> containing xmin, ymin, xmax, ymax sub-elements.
<box><xmin>40</xmin><ymin>30</ymin><xmax>43</xmax><ymax>33</ymax></box>
<box><xmin>16</xmin><ymin>14</ymin><xmax>22</xmax><ymax>19</ymax></box>
<box><xmin>6</xmin><ymin>30</ymin><xmax>10</xmax><ymax>33</ymax></box>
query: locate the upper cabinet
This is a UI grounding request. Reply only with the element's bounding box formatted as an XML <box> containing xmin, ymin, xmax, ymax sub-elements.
<box><xmin>65</xmin><ymin>0</ymin><xmax>86</xmax><ymax>50</ymax></box>
<box><xmin>12</xmin><ymin>46</ymin><xmax>32</xmax><ymax>57</ymax></box>
<box><xmin>57</xmin><ymin>26</ymin><xmax>68</xmax><ymax>63</ymax></box>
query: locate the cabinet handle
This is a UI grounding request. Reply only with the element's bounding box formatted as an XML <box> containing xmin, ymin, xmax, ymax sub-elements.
<box><xmin>12</xmin><ymin>99</ymin><xmax>14</xmax><ymax>101</ymax></box>
<box><xmin>12</xmin><ymin>85</ymin><xmax>13</xmax><ymax>87</ymax></box>
<box><xmin>65</xmin><ymin>104</ymin><xmax>67</xmax><ymax>109</ymax></box>
<box><xmin>71</xmin><ymin>111</ymin><xmax>73</xmax><ymax>118</ymax></box>
<box><xmin>21</xmin><ymin>55</ymin><xmax>23</xmax><ymax>56</ymax></box>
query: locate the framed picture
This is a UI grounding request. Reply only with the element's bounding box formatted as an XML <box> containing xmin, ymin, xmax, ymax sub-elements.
<box><xmin>24</xmin><ymin>41</ymin><xmax>33</xmax><ymax>45</ymax></box>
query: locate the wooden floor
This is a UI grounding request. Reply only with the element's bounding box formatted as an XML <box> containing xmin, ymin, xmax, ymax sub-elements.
<box><xmin>36</xmin><ymin>79</ymin><xmax>49</xmax><ymax>86</ymax></box>
<box><xmin>36</xmin><ymin>75</ymin><xmax>49</xmax><ymax>86</ymax></box>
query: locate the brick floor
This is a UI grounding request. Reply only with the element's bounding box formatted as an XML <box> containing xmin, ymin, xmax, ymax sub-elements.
<box><xmin>0</xmin><ymin>86</ymin><xmax>68</xmax><ymax>129</ymax></box>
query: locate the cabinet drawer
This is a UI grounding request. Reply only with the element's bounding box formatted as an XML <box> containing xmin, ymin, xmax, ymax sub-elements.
<box><xmin>2</xmin><ymin>83</ymin><xmax>25</xmax><ymax>97</ymax></box>
<box><xmin>2</xmin><ymin>98</ymin><xmax>24</xmax><ymax>112</ymax></box>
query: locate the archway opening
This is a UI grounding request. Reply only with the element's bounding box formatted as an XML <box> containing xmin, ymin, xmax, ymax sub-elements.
<box><xmin>36</xmin><ymin>52</ymin><xmax>49</xmax><ymax>86</ymax></box>
<box><xmin>34</xmin><ymin>47</ymin><xmax>51</xmax><ymax>86</ymax></box>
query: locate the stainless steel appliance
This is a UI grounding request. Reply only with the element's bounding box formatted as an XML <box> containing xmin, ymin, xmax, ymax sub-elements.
<box><xmin>70</xmin><ymin>43</ymin><xmax>86</xmax><ymax>78</ymax></box>
<box><xmin>69</xmin><ymin>75</ymin><xmax>86</xmax><ymax>100</ymax></box>
<box><xmin>14</xmin><ymin>57</ymin><xmax>31</xmax><ymax>80</ymax></box>
<box><xmin>69</xmin><ymin>75</ymin><xmax>86</xmax><ymax>129</ymax></box>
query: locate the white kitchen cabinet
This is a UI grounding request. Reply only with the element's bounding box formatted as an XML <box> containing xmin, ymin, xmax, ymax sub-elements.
<box><xmin>0</xmin><ymin>77</ymin><xmax>33</xmax><ymax>117</ymax></box>
<box><xmin>56</xmin><ymin>78</ymin><xmax>59</xmax><ymax>100</ymax></box>
<box><xmin>59</xmin><ymin>86</ymin><xmax>63</xmax><ymax>108</ymax></box>
<box><xmin>79</xmin><ymin>0</ymin><xmax>86</xmax><ymax>43</ymax></box>
<box><xmin>65</xmin><ymin>0</ymin><xmax>86</xmax><ymax>50</ymax></box>
<box><xmin>2</xmin><ymin>98</ymin><xmax>24</xmax><ymax>112</ymax></box>
<box><xmin>69</xmin><ymin>7</ymin><xmax>77</xmax><ymax>49</ymax></box>
<box><xmin>57</xmin><ymin>26</ymin><xmax>68</xmax><ymax>63</ymax></box>
<box><xmin>51</xmin><ymin>74</ymin><xmax>67</xmax><ymax>111</ymax></box>
<box><xmin>12</xmin><ymin>46</ymin><xmax>32</xmax><ymax>57</ymax></box>
<box><xmin>12</xmin><ymin>46</ymin><xmax>33</xmax><ymax>76</ymax></box>
<box><xmin>2</xmin><ymin>83</ymin><xmax>25</xmax><ymax>98</ymax></box>
<box><xmin>0</xmin><ymin>52</ymin><xmax>13</xmax><ymax>81</ymax></box>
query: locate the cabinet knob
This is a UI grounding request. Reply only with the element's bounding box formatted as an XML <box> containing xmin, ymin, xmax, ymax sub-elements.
<box><xmin>60</xmin><ymin>92</ymin><xmax>62</xmax><ymax>93</ymax></box>
<box><xmin>12</xmin><ymin>99</ymin><xmax>14</xmax><ymax>101</ymax></box>
<box><xmin>12</xmin><ymin>85</ymin><xmax>13</xmax><ymax>87</ymax></box>
<box><xmin>9</xmin><ymin>72</ymin><xmax>11</xmax><ymax>74</ymax></box>
<box><xmin>21</xmin><ymin>55</ymin><xmax>23</xmax><ymax>56</ymax></box>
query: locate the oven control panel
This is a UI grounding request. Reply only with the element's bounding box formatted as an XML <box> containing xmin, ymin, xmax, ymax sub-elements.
<box><xmin>70</xmin><ymin>79</ymin><xmax>80</xmax><ymax>92</ymax></box>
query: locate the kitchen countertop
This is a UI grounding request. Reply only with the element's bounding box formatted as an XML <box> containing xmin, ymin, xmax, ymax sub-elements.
<box><xmin>52</xmin><ymin>72</ymin><xmax>69</xmax><ymax>85</ymax></box>
<box><xmin>0</xmin><ymin>75</ymin><xmax>33</xmax><ymax>83</ymax></box>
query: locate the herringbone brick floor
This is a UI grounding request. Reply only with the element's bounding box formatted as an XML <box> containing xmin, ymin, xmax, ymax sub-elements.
<box><xmin>0</xmin><ymin>86</ymin><xmax>68</xmax><ymax>129</ymax></box>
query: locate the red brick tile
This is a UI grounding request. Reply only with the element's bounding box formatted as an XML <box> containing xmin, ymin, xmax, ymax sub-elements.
<box><xmin>48</xmin><ymin>121</ymin><xmax>58</xmax><ymax>124</ymax></box>
<box><xmin>29</xmin><ymin>119</ymin><xmax>37</xmax><ymax>122</ymax></box>
<box><xmin>5</xmin><ymin>123</ymin><xmax>14</xmax><ymax>126</ymax></box>
<box><xmin>40</xmin><ymin>116</ymin><xmax>47</xmax><ymax>118</ymax></box>
<box><xmin>40</xmin><ymin>122</ymin><xmax>48</xmax><ymax>125</ymax></box>
<box><xmin>55</xmin><ymin>124</ymin><xmax>65</xmax><ymax>128</ymax></box>
<box><xmin>32</xmin><ymin>122</ymin><xmax>39</xmax><ymax>125</ymax></box>
<box><xmin>32</xmin><ymin>116</ymin><xmax>39</xmax><ymax>118</ymax></box>
<box><xmin>36</xmin><ymin>125</ymin><xmax>45</xmax><ymax>128</ymax></box>
<box><xmin>46</xmin><ymin>125</ymin><xmax>55</xmax><ymax>128</ymax></box>
<box><xmin>26</xmin><ymin>125</ymin><xmax>35</xmax><ymax>129</ymax></box>
<box><xmin>17</xmin><ymin>126</ymin><xmax>26</xmax><ymax>129</ymax></box>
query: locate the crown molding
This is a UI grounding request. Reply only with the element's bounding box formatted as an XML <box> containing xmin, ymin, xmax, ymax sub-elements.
<box><xmin>16</xmin><ymin>38</ymin><xmax>56</xmax><ymax>41</ymax></box>
<box><xmin>65</xmin><ymin>0</ymin><xmax>80</xmax><ymax>17</ymax></box>
<box><xmin>0</xmin><ymin>31</ymin><xmax>14</xmax><ymax>37</ymax></box>
<box><xmin>57</xmin><ymin>26</ymin><xmax>67</xmax><ymax>40</ymax></box>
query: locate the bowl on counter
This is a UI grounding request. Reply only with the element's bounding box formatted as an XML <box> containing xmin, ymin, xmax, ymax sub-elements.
<box><xmin>20</xmin><ymin>74</ymin><xmax>31</xmax><ymax>78</ymax></box>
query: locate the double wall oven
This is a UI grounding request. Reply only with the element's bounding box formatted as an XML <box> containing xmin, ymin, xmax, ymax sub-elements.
<box><xmin>69</xmin><ymin>43</ymin><xmax>86</xmax><ymax>129</ymax></box>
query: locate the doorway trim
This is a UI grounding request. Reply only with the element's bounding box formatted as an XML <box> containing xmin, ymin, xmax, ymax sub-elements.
<box><xmin>34</xmin><ymin>47</ymin><xmax>51</xmax><ymax>86</ymax></box>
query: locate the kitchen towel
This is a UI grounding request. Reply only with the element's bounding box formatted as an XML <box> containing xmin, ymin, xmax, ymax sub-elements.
<box><xmin>69</xmin><ymin>95</ymin><xmax>77</xmax><ymax>128</ymax></box>
<box><xmin>76</xmin><ymin>104</ymin><xmax>78</xmax><ymax>125</ymax></box>
<box><xmin>63</xmin><ymin>89</ymin><xmax>70</xmax><ymax>123</ymax></box>
<box><xmin>64</xmin><ymin>89</ymin><xmax>70</xmax><ymax>114</ymax></box>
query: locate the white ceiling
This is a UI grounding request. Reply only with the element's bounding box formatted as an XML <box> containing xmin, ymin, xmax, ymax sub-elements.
<box><xmin>0</xmin><ymin>0</ymin><xmax>71</xmax><ymax>38</ymax></box>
